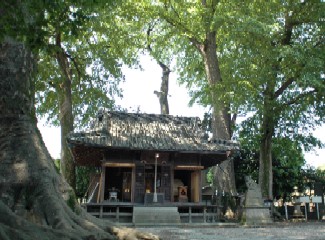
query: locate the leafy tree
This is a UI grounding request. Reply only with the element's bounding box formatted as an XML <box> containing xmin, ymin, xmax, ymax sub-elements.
<box><xmin>302</xmin><ymin>166</ymin><xmax>325</xmax><ymax>196</ymax></box>
<box><xmin>119</xmin><ymin>0</ymin><xmax>236</xmax><ymax>139</ymax></box>
<box><xmin>0</xmin><ymin>1</ymin><xmax>157</xmax><ymax>239</ymax></box>
<box><xmin>159</xmin><ymin>0</ymin><xmax>235</xmax><ymax>139</ymax></box>
<box><xmin>216</xmin><ymin>1</ymin><xmax>325</xmax><ymax>198</ymax></box>
<box><xmin>234</xmin><ymin>137</ymin><xmax>305</xmax><ymax>199</ymax></box>
<box><xmin>75</xmin><ymin>166</ymin><xmax>99</xmax><ymax>200</ymax></box>
<box><xmin>34</xmin><ymin>1</ymin><xmax>131</xmax><ymax>189</ymax></box>
<box><xmin>129</xmin><ymin>0</ymin><xmax>240</xmax><ymax>196</ymax></box>
<box><xmin>147</xmin><ymin>22</ymin><xmax>172</xmax><ymax>114</ymax></box>
<box><xmin>106</xmin><ymin>1</ymin><xmax>182</xmax><ymax>115</ymax></box>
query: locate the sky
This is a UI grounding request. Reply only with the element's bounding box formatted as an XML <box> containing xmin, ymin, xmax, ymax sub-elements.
<box><xmin>38</xmin><ymin>56</ymin><xmax>324</xmax><ymax>168</ymax></box>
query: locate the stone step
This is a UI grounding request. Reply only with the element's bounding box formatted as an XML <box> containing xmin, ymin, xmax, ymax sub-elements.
<box><xmin>133</xmin><ymin>207</ymin><xmax>181</xmax><ymax>226</ymax></box>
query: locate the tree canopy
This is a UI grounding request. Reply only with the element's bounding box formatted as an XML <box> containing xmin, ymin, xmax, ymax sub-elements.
<box><xmin>180</xmin><ymin>1</ymin><xmax>324</xmax><ymax>198</ymax></box>
<box><xmin>0</xmin><ymin>1</ymin><xmax>158</xmax><ymax>239</ymax></box>
<box><xmin>109</xmin><ymin>0</ymin><xmax>324</xmax><ymax>198</ymax></box>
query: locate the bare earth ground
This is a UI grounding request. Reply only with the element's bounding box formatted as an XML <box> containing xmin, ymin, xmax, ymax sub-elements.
<box><xmin>136</xmin><ymin>222</ymin><xmax>325</xmax><ymax>240</ymax></box>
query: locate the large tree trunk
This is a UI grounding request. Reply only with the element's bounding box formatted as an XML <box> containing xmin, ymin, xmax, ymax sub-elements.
<box><xmin>259</xmin><ymin>126</ymin><xmax>273</xmax><ymax>200</ymax></box>
<box><xmin>193</xmin><ymin>31</ymin><xmax>236</xmax><ymax>197</ymax></box>
<box><xmin>258</xmin><ymin>79</ymin><xmax>276</xmax><ymax>200</ymax></box>
<box><xmin>213</xmin><ymin>159</ymin><xmax>237</xmax><ymax>196</ymax></box>
<box><xmin>154</xmin><ymin>62</ymin><xmax>170</xmax><ymax>115</ymax></box>
<box><xmin>0</xmin><ymin>38</ymin><xmax>158</xmax><ymax>240</ymax></box>
<box><xmin>195</xmin><ymin>32</ymin><xmax>231</xmax><ymax>140</ymax></box>
<box><xmin>56</xmin><ymin>32</ymin><xmax>76</xmax><ymax>190</ymax></box>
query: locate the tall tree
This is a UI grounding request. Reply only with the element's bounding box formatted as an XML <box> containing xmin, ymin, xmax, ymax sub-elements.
<box><xmin>215</xmin><ymin>2</ymin><xmax>324</xmax><ymax>198</ymax></box>
<box><xmin>153</xmin><ymin>1</ymin><xmax>239</xmax><ymax>196</ymax></box>
<box><xmin>129</xmin><ymin>0</ymin><xmax>239</xmax><ymax>195</ymax></box>
<box><xmin>235</xmin><ymin>136</ymin><xmax>306</xmax><ymax>198</ymax></box>
<box><xmin>104</xmin><ymin>3</ymin><xmax>175</xmax><ymax>115</ymax></box>
<box><xmin>0</xmin><ymin>1</ymin><xmax>158</xmax><ymax>239</ymax></box>
<box><xmin>156</xmin><ymin>0</ymin><xmax>233</xmax><ymax>140</ymax></box>
<box><xmin>117</xmin><ymin>0</ymin><xmax>233</xmax><ymax>138</ymax></box>
<box><xmin>0</xmin><ymin>35</ymin><xmax>157</xmax><ymax>240</ymax></box>
<box><xmin>35</xmin><ymin>1</ymin><xmax>126</xmax><ymax>189</ymax></box>
<box><xmin>147</xmin><ymin>23</ymin><xmax>171</xmax><ymax>114</ymax></box>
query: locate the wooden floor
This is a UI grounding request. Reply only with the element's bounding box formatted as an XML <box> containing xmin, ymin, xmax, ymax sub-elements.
<box><xmin>83</xmin><ymin>201</ymin><xmax>222</xmax><ymax>224</ymax></box>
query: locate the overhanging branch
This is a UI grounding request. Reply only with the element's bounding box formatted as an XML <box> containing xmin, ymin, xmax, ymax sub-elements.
<box><xmin>66</xmin><ymin>53</ymin><xmax>82</xmax><ymax>87</ymax></box>
<box><xmin>161</xmin><ymin>2</ymin><xmax>203</xmax><ymax>49</ymax></box>
<box><xmin>274</xmin><ymin>77</ymin><xmax>295</xmax><ymax>99</ymax></box>
<box><xmin>283</xmin><ymin>89</ymin><xmax>317</xmax><ymax>108</ymax></box>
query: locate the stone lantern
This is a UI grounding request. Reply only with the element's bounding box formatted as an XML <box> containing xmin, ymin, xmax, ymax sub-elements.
<box><xmin>291</xmin><ymin>186</ymin><xmax>304</xmax><ymax>218</ymax></box>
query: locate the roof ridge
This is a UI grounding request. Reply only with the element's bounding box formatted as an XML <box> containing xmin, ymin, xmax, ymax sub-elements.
<box><xmin>105</xmin><ymin>111</ymin><xmax>200</xmax><ymax>120</ymax></box>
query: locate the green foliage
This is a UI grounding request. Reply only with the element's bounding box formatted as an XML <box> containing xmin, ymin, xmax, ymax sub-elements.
<box><xmin>34</xmin><ymin>1</ymin><xmax>130</xmax><ymax>128</ymax></box>
<box><xmin>206</xmin><ymin>167</ymin><xmax>214</xmax><ymax>184</ymax></box>
<box><xmin>302</xmin><ymin>166</ymin><xmax>325</xmax><ymax>189</ymax></box>
<box><xmin>123</xmin><ymin>1</ymin><xmax>323</xmax><ymax>197</ymax></box>
<box><xmin>233</xmin><ymin>149</ymin><xmax>259</xmax><ymax>194</ymax></box>
<box><xmin>53</xmin><ymin>159</ymin><xmax>60</xmax><ymax>173</ymax></box>
<box><xmin>53</xmin><ymin>160</ymin><xmax>98</xmax><ymax>200</ymax></box>
<box><xmin>211</xmin><ymin>2</ymin><xmax>324</xmax><ymax>196</ymax></box>
<box><xmin>0</xmin><ymin>0</ymin><xmax>47</xmax><ymax>48</ymax></box>
<box><xmin>234</xmin><ymin>138</ymin><xmax>306</xmax><ymax>198</ymax></box>
<box><xmin>272</xmin><ymin>138</ymin><xmax>305</xmax><ymax>198</ymax></box>
<box><xmin>2</xmin><ymin>0</ymin><xmax>132</xmax><ymax>127</ymax></box>
<box><xmin>66</xmin><ymin>190</ymin><xmax>77</xmax><ymax>213</ymax></box>
<box><xmin>75</xmin><ymin>166</ymin><xmax>98</xmax><ymax>198</ymax></box>
<box><xmin>219</xmin><ymin>1</ymin><xmax>324</xmax><ymax>145</ymax></box>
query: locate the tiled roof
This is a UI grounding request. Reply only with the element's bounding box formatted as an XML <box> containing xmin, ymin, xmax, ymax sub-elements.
<box><xmin>67</xmin><ymin>111</ymin><xmax>239</xmax><ymax>153</ymax></box>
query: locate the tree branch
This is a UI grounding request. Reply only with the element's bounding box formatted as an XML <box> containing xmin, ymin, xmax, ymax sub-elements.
<box><xmin>146</xmin><ymin>23</ymin><xmax>170</xmax><ymax>73</ymax></box>
<box><xmin>274</xmin><ymin>77</ymin><xmax>295</xmax><ymax>99</ymax></box>
<box><xmin>281</xmin><ymin>12</ymin><xmax>295</xmax><ymax>46</ymax></box>
<box><xmin>231</xmin><ymin>113</ymin><xmax>237</xmax><ymax>127</ymax></box>
<box><xmin>161</xmin><ymin>2</ymin><xmax>203</xmax><ymax>48</ymax></box>
<box><xmin>146</xmin><ymin>22</ymin><xmax>155</xmax><ymax>53</ymax></box>
<box><xmin>283</xmin><ymin>89</ymin><xmax>317</xmax><ymax>107</ymax></box>
<box><xmin>66</xmin><ymin>53</ymin><xmax>82</xmax><ymax>88</ymax></box>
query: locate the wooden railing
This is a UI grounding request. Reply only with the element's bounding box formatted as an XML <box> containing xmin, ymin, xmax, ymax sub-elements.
<box><xmin>83</xmin><ymin>202</ymin><xmax>222</xmax><ymax>224</ymax></box>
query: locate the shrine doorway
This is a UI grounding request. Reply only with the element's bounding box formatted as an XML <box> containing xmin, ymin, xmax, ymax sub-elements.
<box><xmin>174</xmin><ymin>170</ymin><xmax>201</xmax><ymax>203</ymax></box>
<box><xmin>105</xmin><ymin>166</ymin><xmax>133</xmax><ymax>202</ymax></box>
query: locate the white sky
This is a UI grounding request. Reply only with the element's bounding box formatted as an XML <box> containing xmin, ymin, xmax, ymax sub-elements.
<box><xmin>38</xmin><ymin>56</ymin><xmax>324</xmax><ymax>168</ymax></box>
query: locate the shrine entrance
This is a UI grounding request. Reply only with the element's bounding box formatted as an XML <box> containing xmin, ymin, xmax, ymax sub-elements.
<box><xmin>174</xmin><ymin>169</ymin><xmax>201</xmax><ymax>203</ymax></box>
<box><xmin>105</xmin><ymin>166</ymin><xmax>133</xmax><ymax>202</ymax></box>
<box><xmin>134</xmin><ymin>164</ymin><xmax>172</xmax><ymax>203</ymax></box>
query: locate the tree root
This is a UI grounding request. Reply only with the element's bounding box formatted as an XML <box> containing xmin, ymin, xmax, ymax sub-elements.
<box><xmin>0</xmin><ymin>118</ymin><xmax>159</xmax><ymax>240</ymax></box>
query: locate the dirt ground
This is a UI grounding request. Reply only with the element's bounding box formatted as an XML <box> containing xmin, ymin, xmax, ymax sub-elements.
<box><xmin>136</xmin><ymin>222</ymin><xmax>325</xmax><ymax>240</ymax></box>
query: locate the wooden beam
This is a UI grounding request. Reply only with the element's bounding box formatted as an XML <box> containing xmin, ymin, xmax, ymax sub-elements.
<box><xmin>102</xmin><ymin>162</ymin><xmax>135</xmax><ymax>167</ymax></box>
<box><xmin>98</xmin><ymin>166</ymin><xmax>106</xmax><ymax>203</ymax></box>
<box><xmin>175</xmin><ymin>165</ymin><xmax>204</xmax><ymax>170</ymax></box>
<box><xmin>97</xmin><ymin>175</ymin><xmax>102</xmax><ymax>203</ymax></box>
<box><xmin>191</xmin><ymin>171</ymin><xmax>200</xmax><ymax>203</ymax></box>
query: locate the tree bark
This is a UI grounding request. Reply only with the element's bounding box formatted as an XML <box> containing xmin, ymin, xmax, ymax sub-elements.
<box><xmin>213</xmin><ymin>159</ymin><xmax>237</xmax><ymax>196</ymax></box>
<box><xmin>192</xmin><ymin>32</ymin><xmax>236</xmax><ymax>197</ymax></box>
<box><xmin>259</xmin><ymin>123</ymin><xmax>274</xmax><ymax>200</ymax></box>
<box><xmin>258</xmin><ymin>81</ymin><xmax>276</xmax><ymax>199</ymax></box>
<box><xmin>194</xmin><ymin>32</ymin><xmax>231</xmax><ymax>140</ymax></box>
<box><xmin>0</xmin><ymin>38</ymin><xmax>158</xmax><ymax>240</ymax></box>
<box><xmin>154</xmin><ymin>62</ymin><xmax>170</xmax><ymax>115</ymax></box>
<box><xmin>55</xmin><ymin>32</ymin><xmax>76</xmax><ymax>190</ymax></box>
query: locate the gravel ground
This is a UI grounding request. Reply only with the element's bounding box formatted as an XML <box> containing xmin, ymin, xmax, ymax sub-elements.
<box><xmin>136</xmin><ymin>222</ymin><xmax>325</xmax><ymax>240</ymax></box>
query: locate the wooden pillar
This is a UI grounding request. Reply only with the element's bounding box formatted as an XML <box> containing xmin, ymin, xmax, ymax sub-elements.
<box><xmin>197</xmin><ymin>170</ymin><xmax>202</xmax><ymax>202</ymax></box>
<box><xmin>191</xmin><ymin>171</ymin><xmax>200</xmax><ymax>203</ymax></box>
<box><xmin>131</xmin><ymin>166</ymin><xmax>135</xmax><ymax>203</ymax></box>
<box><xmin>171</xmin><ymin>162</ymin><xmax>175</xmax><ymax>202</ymax></box>
<box><xmin>99</xmin><ymin>205</ymin><xmax>103</xmax><ymax>218</ymax></box>
<box><xmin>203</xmin><ymin>207</ymin><xmax>207</xmax><ymax>223</ymax></box>
<box><xmin>116</xmin><ymin>206</ymin><xmax>120</xmax><ymax>222</ymax></box>
<box><xmin>97</xmin><ymin>165</ymin><xmax>106</xmax><ymax>203</ymax></box>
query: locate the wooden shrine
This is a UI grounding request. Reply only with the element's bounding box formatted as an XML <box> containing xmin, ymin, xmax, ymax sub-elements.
<box><xmin>67</xmin><ymin>111</ymin><xmax>239</xmax><ymax>223</ymax></box>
